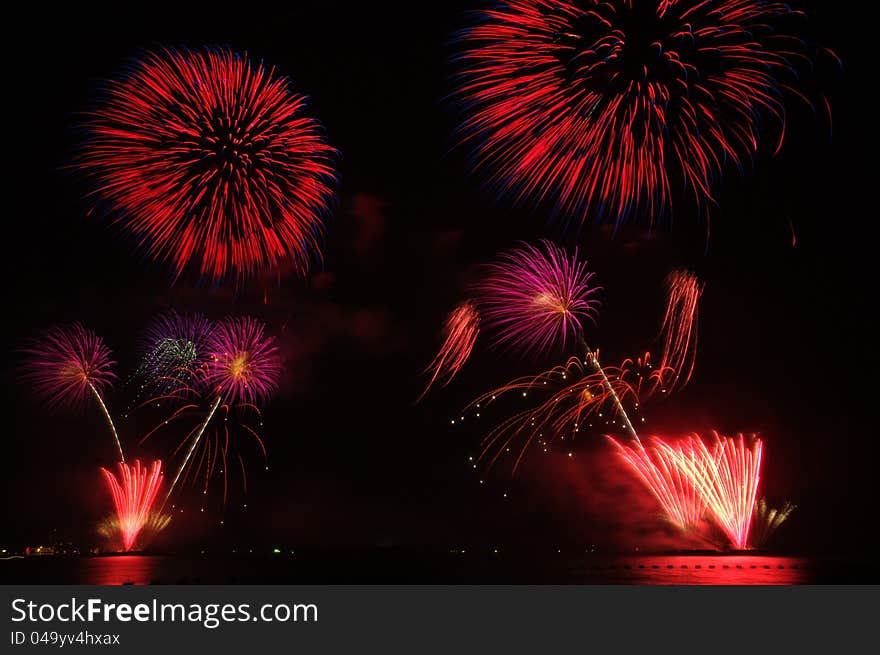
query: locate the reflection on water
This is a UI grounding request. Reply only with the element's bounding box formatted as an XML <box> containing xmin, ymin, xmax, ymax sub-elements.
<box><xmin>77</xmin><ymin>555</ymin><xmax>161</xmax><ymax>585</ymax></box>
<box><xmin>1</xmin><ymin>553</ymin><xmax>874</xmax><ymax>585</ymax></box>
<box><xmin>572</xmin><ymin>555</ymin><xmax>808</xmax><ymax>584</ymax></box>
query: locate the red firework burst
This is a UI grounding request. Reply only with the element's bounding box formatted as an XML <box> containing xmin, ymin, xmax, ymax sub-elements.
<box><xmin>473</xmin><ymin>240</ymin><xmax>600</xmax><ymax>358</ymax></box>
<box><xmin>454</xmin><ymin>0</ymin><xmax>828</xmax><ymax>228</ymax></box>
<box><xmin>100</xmin><ymin>460</ymin><xmax>164</xmax><ymax>552</ymax></box>
<box><xmin>78</xmin><ymin>46</ymin><xmax>337</xmax><ymax>283</ymax></box>
<box><xmin>419</xmin><ymin>301</ymin><xmax>481</xmax><ymax>401</ymax></box>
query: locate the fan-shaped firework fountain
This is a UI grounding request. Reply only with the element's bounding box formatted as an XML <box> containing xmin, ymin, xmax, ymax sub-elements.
<box><xmin>100</xmin><ymin>460</ymin><xmax>165</xmax><ymax>552</ymax></box>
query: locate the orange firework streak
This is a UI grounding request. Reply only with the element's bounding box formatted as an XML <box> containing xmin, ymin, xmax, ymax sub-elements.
<box><xmin>100</xmin><ymin>460</ymin><xmax>164</xmax><ymax>552</ymax></box>
<box><xmin>419</xmin><ymin>301</ymin><xmax>480</xmax><ymax>401</ymax></box>
<box><xmin>468</xmin><ymin>353</ymin><xmax>673</xmax><ymax>474</ymax></box>
<box><xmin>658</xmin><ymin>270</ymin><xmax>704</xmax><ymax>391</ymax></box>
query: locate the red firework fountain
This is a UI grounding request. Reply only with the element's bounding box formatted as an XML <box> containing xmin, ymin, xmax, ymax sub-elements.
<box><xmin>670</xmin><ymin>434</ymin><xmax>763</xmax><ymax>550</ymax></box>
<box><xmin>100</xmin><ymin>460</ymin><xmax>164</xmax><ymax>552</ymax></box>
<box><xmin>615</xmin><ymin>433</ymin><xmax>763</xmax><ymax>549</ymax></box>
<box><xmin>610</xmin><ymin>437</ymin><xmax>707</xmax><ymax>531</ymax></box>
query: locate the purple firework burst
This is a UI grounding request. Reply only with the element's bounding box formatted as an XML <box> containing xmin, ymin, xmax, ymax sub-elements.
<box><xmin>130</xmin><ymin>311</ymin><xmax>217</xmax><ymax>404</ymax></box>
<box><xmin>203</xmin><ymin>316</ymin><xmax>281</xmax><ymax>405</ymax></box>
<box><xmin>20</xmin><ymin>323</ymin><xmax>117</xmax><ymax>410</ymax></box>
<box><xmin>474</xmin><ymin>240</ymin><xmax>600</xmax><ymax>358</ymax></box>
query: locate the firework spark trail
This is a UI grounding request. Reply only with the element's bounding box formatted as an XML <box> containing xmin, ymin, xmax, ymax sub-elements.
<box><xmin>453</xmin><ymin>0</ymin><xmax>829</xmax><ymax>230</ymax></box>
<box><xmin>658</xmin><ymin>270</ymin><xmax>704</xmax><ymax>390</ymax></box>
<box><xmin>138</xmin><ymin>385</ymin><xmax>266</xmax><ymax>506</ymax></box>
<box><xmin>619</xmin><ymin>352</ymin><xmax>673</xmax><ymax>399</ymax></box>
<box><xmin>661</xmin><ymin>433</ymin><xmax>763</xmax><ymax>549</ymax></box>
<box><xmin>468</xmin><ymin>355</ymin><xmax>646</xmax><ymax>473</ymax></box>
<box><xmin>162</xmin><ymin>396</ymin><xmax>222</xmax><ymax>509</ymax></box>
<box><xmin>100</xmin><ymin>460</ymin><xmax>164</xmax><ymax>552</ymax></box>
<box><xmin>473</xmin><ymin>240</ymin><xmax>600</xmax><ymax>359</ymax></box>
<box><xmin>77</xmin><ymin>46</ymin><xmax>337</xmax><ymax>284</ymax></box>
<box><xmin>20</xmin><ymin>324</ymin><xmax>123</xmax><ymax>460</ymax></box>
<box><xmin>88</xmin><ymin>382</ymin><xmax>125</xmax><ymax>463</ymax></box>
<box><xmin>162</xmin><ymin>316</ymin><xmax>280</xmax><ymax>505</ymax></box>
<box><xmin>611</xmin><ymin>436</ymin><xmax>710</xmax><ymax>530</ymax></box>
<box><xmin>582</xmin><ymin>345</ymin><xmax>639</xmax><ymax>443</ymax></box>
<box><xmin>751</xmin><ymin>497</ymin><xmax>796</xmax><ymax>548</ymax></box>
<box><xmin>419</xmin><ymin>301</ymin><xmax>481</xmax><ymax>401</ymax></box>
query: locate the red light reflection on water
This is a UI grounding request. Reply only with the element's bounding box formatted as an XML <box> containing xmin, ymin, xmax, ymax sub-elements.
<box><xmin>78</xmin><ymin>556</ymin><xmax>159</xmax><ymax>585</ymax></box>
<box><xmin>578</xmin><ymin>555</ymin><xmax>808</xmax><ymax>584</ymax></box>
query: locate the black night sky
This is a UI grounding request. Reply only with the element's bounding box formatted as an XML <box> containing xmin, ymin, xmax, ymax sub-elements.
<box><xmin>3</xmin><ymin>1</ymin><xmax>876</xmax><ymax>563</ymax></box>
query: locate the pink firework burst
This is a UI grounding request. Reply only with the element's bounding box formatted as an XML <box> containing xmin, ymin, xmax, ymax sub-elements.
<box><xmin>77</xmin><ymin>46</ymin><xmax>337</xmax><ymax>283</ymax></box>
<box><xmin>474</xmin><ymin>240</ymin><xmax>600</xmax><ymax>358</ymax></box>
<box><xmin>20</xmin><ymin>323</ymin><xmax>116</xmax><ymax>410</ymax></box>
<box><xmin>100</xmin><ymin>460</ymin><xmax>164</xmax><ymax>552</ymax></box>
<box><xmin>161</xmin><ymin>316</ymin><xmax>280</xmax><ymax>505</ymax></box>
<box><xmin>203</xmin><ymin>316</ymin><xmax>281</xmax><ymax>407</ymax></box>
<box><xmin>419</xmin><ymin>301</ymin><xmax>481</xmax><ymax>401</ymax></box>
<box><xmin>21</xmin><ymin>323</ymin><xmax>124</xmax><ymax>460</ymax></box>
<box><xmin>453</xmin><ymin>0</ymin><xmax>832</xmax><ymax>230</ymax></box>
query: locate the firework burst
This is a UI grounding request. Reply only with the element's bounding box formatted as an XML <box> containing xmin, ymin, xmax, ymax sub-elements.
<box><xmin>128</xmin><ymin>311</ymin><xmax>216</xmax><ymax>406</ymax></box>
<box><xmin>474</xmin><ymin>240</ymin><xmax>600</xmax><ymax>358</ymax></box>
<box><xmin>658</xmin><ymin>269</ymin><xmax>703</xmax><ymax>390</ymax></box>
<box><xmin>100</xmin><ymin>460</ymin><xmax>164</xmax><ymax>552</ymax></box>
<box><xmin>203</xmin><ymin>316</ymin><xmax>281</xmax><ymax>406</ymax></box>
<box><xmin>163</xmin><ymin>316</ymin><xmax>280</xmax><ymax>505</ymax></box>
<box><xmin>419</xmin><ymin>301</ymin><xmax>481</xmax><ymax>401</ymax></box>
<box><xmin>453</xmin><ymin>0</ymin><xmax>829</xmax><ymax>229</ymax></box>
<box><xmin>77</xmin><ymin>46</ymin><xmax>337</xmax><ymax>283</ymax></box>
<box><xmin>20</xmin><ymin>324</ymin><xmax>124</xmax><ymax>461</ymax></box>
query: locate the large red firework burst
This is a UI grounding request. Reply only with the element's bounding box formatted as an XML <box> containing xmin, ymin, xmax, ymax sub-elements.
<box><xmin>454</xmin><ymin>0</ymin><xmax>825</xmax><ymax>229</ymax></box>
<box><xmin>473</xmin><ymin>240</ymin><xmax>600</xmax><ymax>358</ymax></box>
<box><xmin>78</xmin><ymin>47</ymin><xmax>337</xmax><ymax>283</ymax></box>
